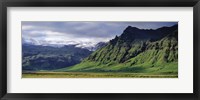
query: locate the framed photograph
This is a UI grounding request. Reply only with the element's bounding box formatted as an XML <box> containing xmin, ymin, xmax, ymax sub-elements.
<box><xmin>0</xmin><ymin>0</ymin><xmax>200</xmax><ymax>100</ymax></box>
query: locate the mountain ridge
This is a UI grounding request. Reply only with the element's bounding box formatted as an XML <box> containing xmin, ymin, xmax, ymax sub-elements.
<box><xmin>58</xmin><ymin>24</ymin><xmax>178</xmax><ymax>73</ymax></box>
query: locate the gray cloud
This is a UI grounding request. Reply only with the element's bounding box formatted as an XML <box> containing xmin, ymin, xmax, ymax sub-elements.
<box><xmin>22</xmin><ymin>21</ymin><xmax>178</xmax><ymax>46</ymax></box>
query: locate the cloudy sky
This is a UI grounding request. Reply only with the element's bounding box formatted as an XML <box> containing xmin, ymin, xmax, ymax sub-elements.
<box><xmin>22</xmin><ymin>22</ymin><xmax>177</xmax><ymax>47</ymax></box>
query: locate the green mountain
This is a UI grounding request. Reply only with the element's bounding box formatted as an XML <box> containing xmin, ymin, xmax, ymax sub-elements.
<box><xmin>57</xmin><ymin>25</ymin><xmax>178</xmax><ymax>74</ymax></box>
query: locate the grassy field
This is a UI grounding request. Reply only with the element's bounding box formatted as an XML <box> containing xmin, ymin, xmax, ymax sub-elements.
<box><xmin>22</xmin><ymin>72</ymin><xmax>178</xmax><ymax>78</ymax></box>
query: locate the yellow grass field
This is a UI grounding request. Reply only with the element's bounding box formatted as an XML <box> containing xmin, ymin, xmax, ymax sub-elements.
<box><xmin>22</xmin><ymin>72</ymin><xmax>178</xmax><ymax>78</ymax></box>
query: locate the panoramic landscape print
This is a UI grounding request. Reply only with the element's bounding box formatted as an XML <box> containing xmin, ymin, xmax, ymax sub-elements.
<box><xmin>22</xmin><ymin>22</ymin><xmax>178</xmax><ymax>78</ymax></box>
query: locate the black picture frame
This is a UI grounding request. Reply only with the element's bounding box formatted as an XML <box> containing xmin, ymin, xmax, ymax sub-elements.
<box><xmin>0</xmin><ymin>0</ymin><xmax>200</xmax><ymax>100</ymax></box>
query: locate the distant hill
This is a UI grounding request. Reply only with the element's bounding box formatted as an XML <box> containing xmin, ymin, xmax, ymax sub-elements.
<box><xmin>22</xmin><ymin>44</ymin><xmax>92</xmax><ymax>71</ymax></box>
<box><xmin>58</xmin><ymin>24</ymin><xmax>178</xmax><ymax>74</ymax></box>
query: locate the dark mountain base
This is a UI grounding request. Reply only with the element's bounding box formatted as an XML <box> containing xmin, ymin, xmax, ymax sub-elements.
<box><xmin>22</xmin><ymin>44</ymin><xmax>92</xmax><ymax>71</ymax></box>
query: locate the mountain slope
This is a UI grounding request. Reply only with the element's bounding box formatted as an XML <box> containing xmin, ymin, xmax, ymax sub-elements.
<box><xmin>58</xmin><ymin>25</ymin><xmax>178</xmax><ymax>74</ymax></box>
<box><xmin>22</xmin><ymin>44</ymin><xmax>92</xmax><ymax>71</ymax></box>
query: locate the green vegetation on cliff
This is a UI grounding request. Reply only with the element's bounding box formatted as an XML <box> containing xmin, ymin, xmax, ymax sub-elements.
<box><xmin>56</xmin><ymin>25</ymin><xmax>178</xmax><ymax>74</ymax></box>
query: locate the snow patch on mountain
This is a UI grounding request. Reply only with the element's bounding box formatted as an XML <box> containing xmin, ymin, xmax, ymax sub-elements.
<box><xmin>22</xmin><ymin>38</ymin><xmax>107</xmax><ymax>51</ymax></box>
